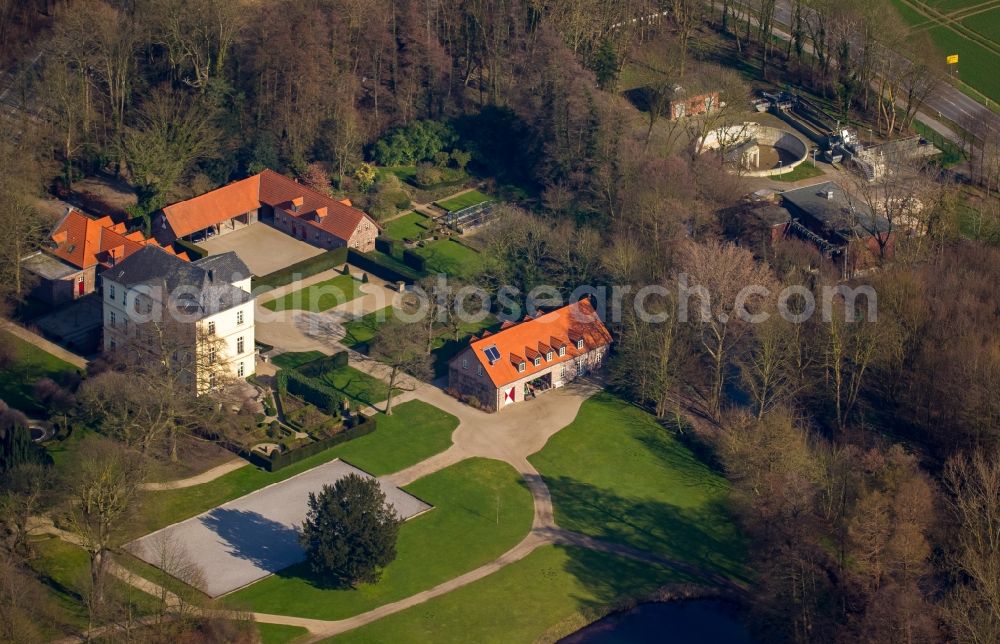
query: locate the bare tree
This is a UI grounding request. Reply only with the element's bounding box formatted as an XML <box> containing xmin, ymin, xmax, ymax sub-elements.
<box><xmin>369</xmin><ymin>319</ymin><xmax>431</xmax><ymax>415</ymax></box>
<box><xmin>64</xmin><ymin>438</ymin><xmax>145</xmax><ymax>609</ymax></box>
<box><xmin>943</xmin><ymin>450</ymin><xmax>1000</xmax><ymax>644</ymax></box>
<box><xmin>678</xmin><ymin>240</ymin><xmax>778</xmax><ymax>419</ymax></box>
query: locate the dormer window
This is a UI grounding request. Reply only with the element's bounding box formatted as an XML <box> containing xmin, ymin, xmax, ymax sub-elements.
<box><xmin>546</xmin><ymin>351</ymin><xmax>553</xmax><ymax>361</ymax></box>
<box><xmin>559</xmin><ymin>346</ymin><xmax>566</xmax><ymax>356</ymax></box>
<box><xmin>576</xmin><ymin>339</ymin><xmax>585</xmax><ymax>350</ymax></box>
<box><xmin>518</xmin><ymin>362</ymin><xmax>526</xmax><ymax>373</ymax></box>
<box><xmin>533</xmin><ymin>356</ymin><xmax>541</xmax><ymax>367</ymax></box>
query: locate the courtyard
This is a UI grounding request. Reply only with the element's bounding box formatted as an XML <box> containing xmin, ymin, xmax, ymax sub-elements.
<box><xmin>198</xmin><ymin>223</ymin><xmax>323</xmax><ymax>276</ymax></box>
<box><xmin>126</xmin><ymin>459</ymin><xmax>431</xmax><ymax>597</ymax></box>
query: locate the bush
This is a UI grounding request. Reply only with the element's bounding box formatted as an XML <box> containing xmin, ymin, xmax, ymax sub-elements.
<box><xmin>402</xmin><ymin>248</ymin><xmax>427</xmax><ymax>272</ymax></box>
<box><xmin>283</xmin><ymin>370</ymin><xmax>344</xmax><ymax>416</ymax></box>
<box><xmin>414</xmin><ymin>163</ymin><xmax>442</xmax><ymax>187</ymax></box>
<box><xmin>253</xmin><ymin>247</ymin><xmax>349</xmax><ymax>290</ymax></box>
<box><xmin>347</xmin><ymin>249</ymin><xmax>419</xmax><ymax>284</ymax></box>
<box><xmin>371</xmin><ymin>120</ymin><xmax>458</xmax><ymax>166</ymax></box>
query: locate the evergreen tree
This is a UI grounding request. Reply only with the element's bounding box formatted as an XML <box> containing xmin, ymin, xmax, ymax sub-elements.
<box><xmin>590</xmin><ymin>39</ymin><xmax>619</xmax><ymax>91</ymax></box>
<box><xmin>300</xmin><ymin>474</ymin><xmax>401</xmax><ymax>587</ymax></box>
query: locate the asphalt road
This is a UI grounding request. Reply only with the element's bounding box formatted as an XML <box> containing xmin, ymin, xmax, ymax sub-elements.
<box><xmin>740</xmin><ymin>0</ymin><xmax>1000</xmax><ymax>140</ymax></box>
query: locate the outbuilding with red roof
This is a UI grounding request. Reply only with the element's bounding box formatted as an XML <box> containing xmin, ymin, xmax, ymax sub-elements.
<box><xmin>448</xmin><ymin>299</ymin><xmax>612</xmax><ymax>412</ymax></box>
<box><xmin>154</xmin><ymin>169</ymin><xmax>378</xmax><ymax>253</ymax></box>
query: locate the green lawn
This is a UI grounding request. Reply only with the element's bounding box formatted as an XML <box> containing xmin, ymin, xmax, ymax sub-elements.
<box><xmin>383</xmin><ymin>212</ymin><xmax>432</xmax><ymax>240</ymax></box>
<box><xmin>257</xmin><ymin>623</ymin><xmax>310</xmax><ymax>644</ymax></box>
<box><xmin>307</xmin><ymin>364</ymin><xmax>397</xmax><ymax>408</ymax></box>
<box><xmin>226</xmin><ymin>458</ymin><xmax>533</xmax><ymax>620</ymax></box>
<box><xmin>342</xmin><ymin>307</ymin><xmax>399</xmax><ymax>347</ymax></box>
<box><xmin>0</xmin><ymin>330</ymin><xmax>80</xmax><ymax>413</ymax></box>
<box><xmin>128</xmin><ymin>399</ymin><xmax>456</xmax><ymax>539</ymax></box>
<box><xmin>326</xmin><ymin>545</ymin><xmax>687</xmax><ymax>644</ymax></box>
<box><xmin>528</xmin><ymin>392</ymin><xmax>746</xmax><ymax>581</ymax></box>
<box><xmin>270</xmin><ymin>350</ymin><xmax>326</xmax><ymax>370</ymax></box>
<box><xmin>434</xmin><ymin>189</ymin><xmax>492</xmax><ymax>212</ymax></box>
<box><xmin>28</xmin><ymin>538</ymin><xmax>161</xmax><ymax>630</ymax></box>
<box><xmin>262</xmin><ymin>274</ymin><xmax>364</xmax><ymax>312</ymax></box>
<box><xmin>771</xmin><ymin>161</ymin><xmax>824</xmax><ymax>182</ymax></box>
<box><xmin>414</xmin><ymin>238</ymin><xmax>484</xmax><ymax>276</ymax></box>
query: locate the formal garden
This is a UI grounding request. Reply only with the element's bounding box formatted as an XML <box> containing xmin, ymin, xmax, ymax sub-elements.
<box><xmin>124</xmin><ymin>398</ymin><xmax>459</xmax><ymax>540</ymax></box>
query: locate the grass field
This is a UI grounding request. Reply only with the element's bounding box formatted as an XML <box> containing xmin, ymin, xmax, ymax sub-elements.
<box><xmin>435</xmin><ymin>189</ymin><xmax>491</xmax><ymax>212</ymax></box>
<box><xmin>341</xmin><ymin>305</ymin><xmax>497</xmax><ymax>376</ymax></box>
<box><xmin>414</xmin><ymin>238</ymin><xmax>484</xmax><ymax>276</ymax></box>
<box><xmin>262</xmin><ymin>274</ymin><xmax>363</xmax><ymax>312</ymax></box>
<box><xmin>128</xmin><ymin>399</ymin><xmax>456</xmax><ymax>539</ymax></box>
<box><xmin>383</xmin><ymin>212</ymin><xmax>432</xmax><ymax>240</ymax></box>
<box><xmin>257</xmin><ymin>623</ymin><xmax>310</xmax><ymax>644</ymax></box>
<box><xmin>890</xmin><ymin>0</ymin><xmax>1000</xmax><ymax>104</ymax></box>
<box><xmin>29</xmin><ymin>538</ymin><xmax>161</xmax><ymax>635</ymax></box>
<box><xmin>771</xmin><ymin>161</ymin><xmax>825</xmax><ymax>182</ymax></box>
<box><xmin>528</xmin><ymin>393</ymin><xmax>746</xmax><ymax>581</ymax></box>
<box><xmin>270</xmin><ymin>350</ymin><xmax>326</xmax><ymax>370</ymax></box>
<box><xmin>226</xmin><ymin>458</ymin><xmax>533</xmax><ymax>620</ymax></box>
<box><xmin>326</xmin><ymin>545</ymin><xmax>686</xmax><ymax>644</ymax></box>
<box><xmin>0</xmin><ymin>330</ymin><xmax>80</xmax><ymax>413</ymax></box>
<box><xmin>311</xmin><ymin>364</ymin><xmax>399</xmax><ymax>408</ymax></box>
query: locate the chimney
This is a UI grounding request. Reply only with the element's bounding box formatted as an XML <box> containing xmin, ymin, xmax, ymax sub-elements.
<box><xmin>207</xmin><ymin>269</ymin><xmax>214</xmax><ymax>282</ymax></box>
<box><xmin>825</xmin><ymin>190</ymin><xmax>835</xmax><ymax>200</ymax></box>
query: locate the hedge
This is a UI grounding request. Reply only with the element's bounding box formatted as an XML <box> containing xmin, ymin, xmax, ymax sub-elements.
<box><xmin>246</xmin><ymin>415</ymin><xmax>378</xmax><ymax>472</ymax></box>
<box><xmin>374</xmin><ymin>237</ymin><xmax>400</xmax><ymax>255</ymax></box>
<box><xmin>175</xmin><ymin>239</ymin><xmax>208</xmax><ymax>260</ymax></box>
<box><xmin>347</xmin><ymin>249</ymin><xmax>419</xmax><ymax>284</ymax></box>
<box><xmin>402</xmin><ymin>248</ymin><xmax>427</xmax><ymax>272</ymax></box>
<box><xmin>276</xmin><ymin>369</ymin><xmax>344</xmax><ymax>415</ymax></box>
<box><xmin>253</xmin><ymin>246</ymin><xmax>349</xmax><ymax>290</ymax></box>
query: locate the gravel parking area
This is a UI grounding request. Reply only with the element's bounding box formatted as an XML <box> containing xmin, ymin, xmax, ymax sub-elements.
<box><xmin>199</xmin><ymin>223</ymin><xmax>323</xmax><ymax>276</ymax></box>
<box><xmin>126</xmin><ymin>460</ymin><xmax>431</xmax><ymax>597</ymax></box>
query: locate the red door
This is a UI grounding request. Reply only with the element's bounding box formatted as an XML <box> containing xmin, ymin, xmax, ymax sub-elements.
<box><xmin>77</xmin><ymin>277</ymin><xmax>85</xmax><ymax>296</ymax></box>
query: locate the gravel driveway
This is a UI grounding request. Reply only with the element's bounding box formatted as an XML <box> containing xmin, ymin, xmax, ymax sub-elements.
<box><xmin>126</xmin><ymin>459</ymin><xmax>430</xmax><ymax>597</ymax></box>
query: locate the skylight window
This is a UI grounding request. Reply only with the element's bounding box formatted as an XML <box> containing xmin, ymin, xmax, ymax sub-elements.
<box><xmin>483</xmin><ymin>345</ymin><xmax>501</xmax><ymax>364</ymax></box>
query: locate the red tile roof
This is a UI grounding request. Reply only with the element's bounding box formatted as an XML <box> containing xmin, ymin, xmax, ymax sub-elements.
<box><xmin>161</xmin><ymin>175</ymin><xmax>262</xmax><ymax>239</ymax></box>
<box><xmin>257</xmin><ymin>169</ymin><xmax>372</xmax><ymax>241</ymax></box>
<box><xmin>465</xmin><ymin>299</ymin><xmax>612</xmax><ymax>388</ymax></box>
<box><xmin>159</xmin><ymin>169</ymin><xmax>375</xmax><ymax>242</ymax></box>
<box><xmin>49</xmin><ymin>209</ymin><xmax>187</xmax><ymax>270</ymax></box>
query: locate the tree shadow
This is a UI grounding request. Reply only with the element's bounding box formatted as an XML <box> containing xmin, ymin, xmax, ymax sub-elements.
<box><xmin>541</xmin><ymin>475</ymin><xmax>747</xmax><ymax>585</ymax></box>
<box><xmin>199</xmin><ymin>508</ymin><xmax>302</xmax><ymax>573</ymax></box>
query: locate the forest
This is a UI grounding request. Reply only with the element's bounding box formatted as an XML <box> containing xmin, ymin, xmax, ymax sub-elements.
<box><xmin>0</xmin><ymin>0</ymin><xmax>998</xmax><ymax>642</ymax></box>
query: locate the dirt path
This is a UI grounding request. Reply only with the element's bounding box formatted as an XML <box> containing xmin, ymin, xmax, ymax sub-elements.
<box><xmin>139</xmin><ymin>458</ymin><xmax>248</xmax><ymax>491</ymax></box>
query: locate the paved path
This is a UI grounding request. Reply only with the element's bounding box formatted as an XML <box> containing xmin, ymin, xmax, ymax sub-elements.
<box><xmin>2</xmin><ymin>320</ymin><xmax>88</xmax><ymax>369</ymax></box>
<box><xmin>67</xmin><ymin>306</ymin><xmax>733</xmax><ymax>640</ymax></box>
<box><xmin>139</xmin><ymin>458</ymin><xmax>249</xmax><ymax>491</ymax></box>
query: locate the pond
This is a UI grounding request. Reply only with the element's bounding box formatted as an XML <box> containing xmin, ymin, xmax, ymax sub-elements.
<box><xmin>560</xmin><ymin>599</ymin><xmax>753</xmax><ymax>644</ymax></box>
